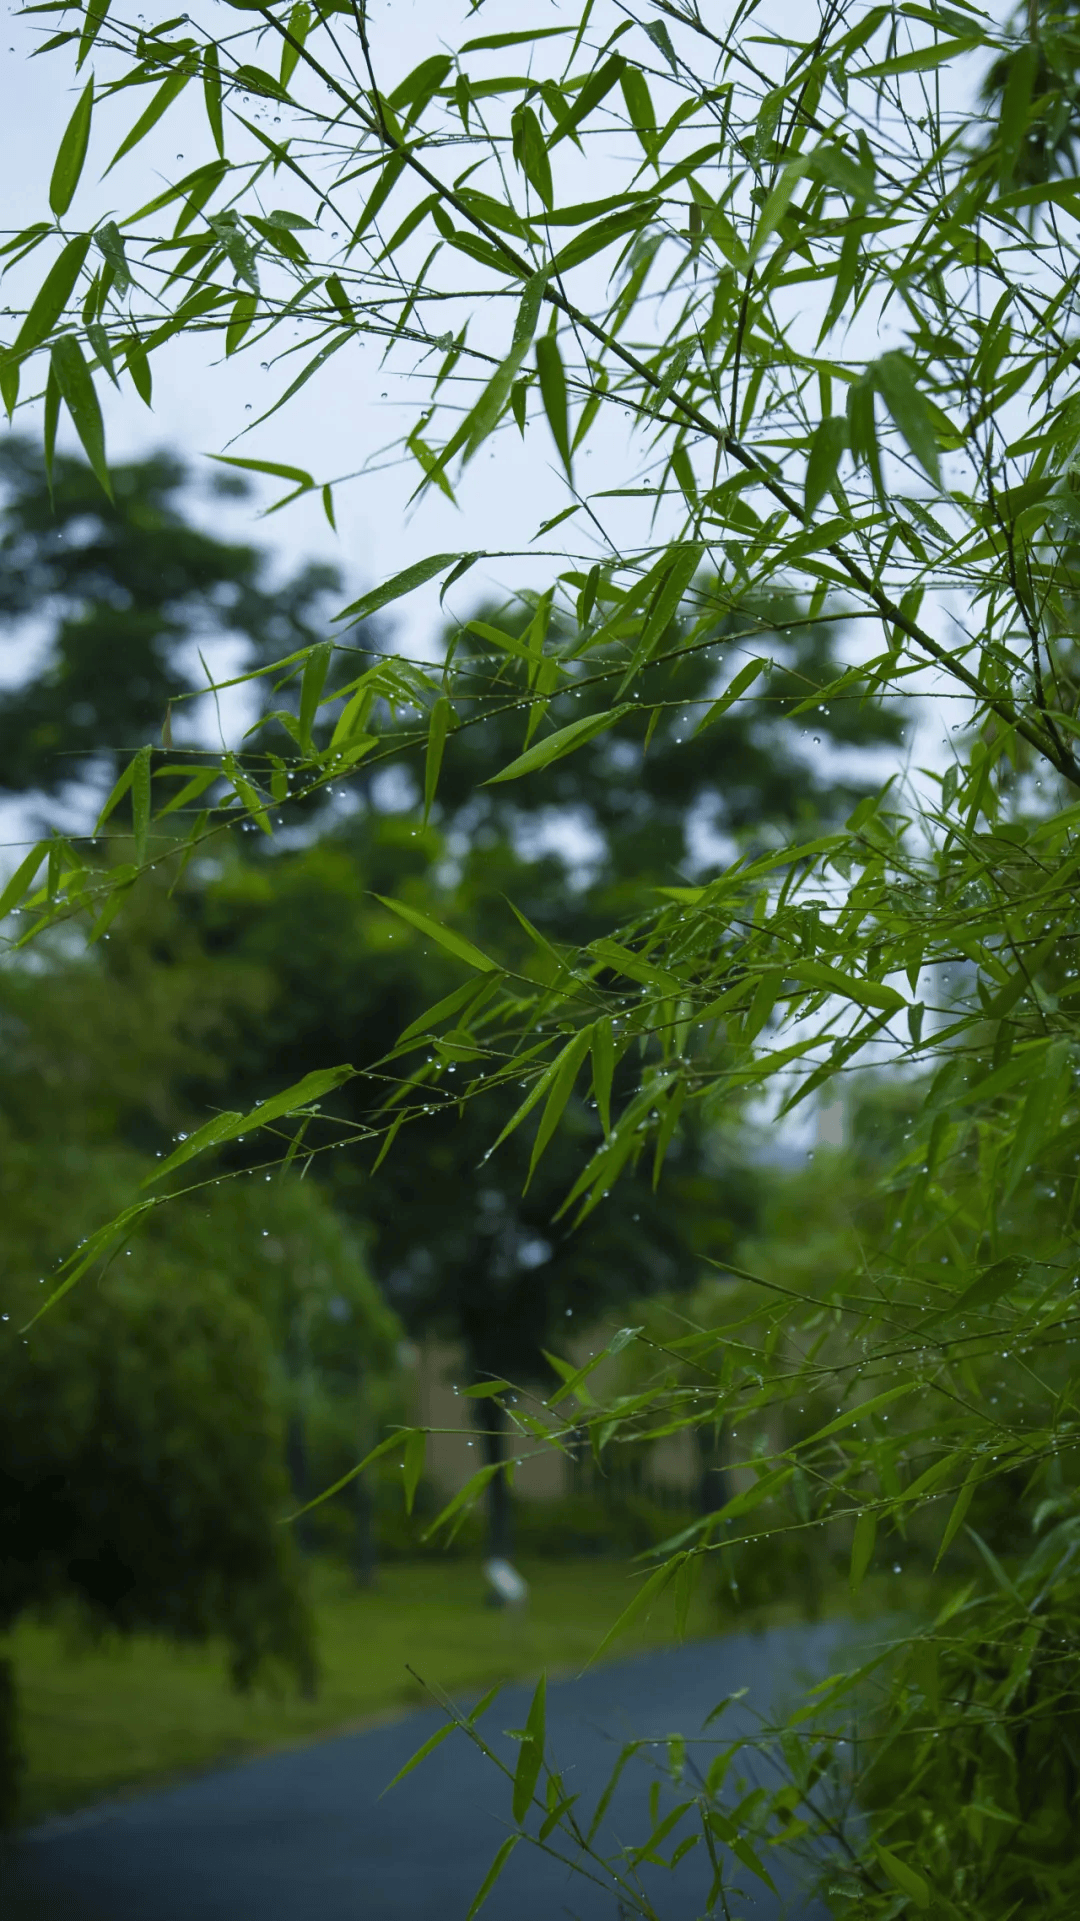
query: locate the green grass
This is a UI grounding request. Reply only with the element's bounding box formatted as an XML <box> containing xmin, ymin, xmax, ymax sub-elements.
<box><xmin>5</xmin><ymin>1558</ymin><xmax>718</xmax><ymax>1825</ymax></box>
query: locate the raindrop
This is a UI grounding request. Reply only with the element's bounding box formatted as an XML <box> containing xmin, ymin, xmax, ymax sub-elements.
<box><xmin>381</xmin><ymin>390</ymin><xmax>388</xmax><ymax>398</ymax></box>
<box><xmin>245</xmin><ymin>403</ymin><xmax>252</xmax><ymax>412</ymax></box>
<box><xmin>176</xmin><ymin>154</ymin><xmax>184</xmax><ymax>162</ymax></box>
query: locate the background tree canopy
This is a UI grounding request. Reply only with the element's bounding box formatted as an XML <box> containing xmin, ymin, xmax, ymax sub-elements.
<box><xmin>1</xmin><ymin>436</ymin><xmax>900</xmax><ymax>1567</ymax></box>
<box><xmin>4</xmin><ymin>0</ymin><xmax>1080</xmax><ymax>1914</ymax></box>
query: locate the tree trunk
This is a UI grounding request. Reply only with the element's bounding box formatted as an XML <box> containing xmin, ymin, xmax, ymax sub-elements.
<box><xmin>696</xmin><ymin>1425</ymin><xmax>730</xmax><ymax>1517</ymax></box>
<box><xmin>480</xmin><ymin>1398</ymin><xmax>514</xmax><ymax>1563</ymax></box>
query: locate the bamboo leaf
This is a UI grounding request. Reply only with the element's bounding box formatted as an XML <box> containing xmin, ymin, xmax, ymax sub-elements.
<box><xmin>423</xmin><ymin>1462</ymin><xmax>502</xmax><ymax>1540</ymax></box>
<box><xmin>374</xmin><ymin>897</ymin><xmax>499</xmax><ymax>972</ymax></box>
<box><xmin>527</xmin><ymin>1025</ymin><xmax>593</xmax><ymax>1185</ymax></box>
<box><xmin>874</xmin><ymin>352</ymin><xmax>940</xmax><ymax>487</ymax></box>
<box><xmin>696</xmin><ymin>658</ymin><xmax>766</xmax><ymax>732</ymax></box>
<box><xmin>548</xmin><ymin>53</ymin><xmax>625</xmax><ymax>149</ymax></box>
<box><xmin>487</xmin><ymin>704</ymin><xmax>634</xmax><ymax>782</ymax></box>
<box><xmin>803</xmin><ymin>1383</ymin><xmax>917</xmax><ymax>1446</ymax></box>
<box><xmin>874</xmin><ymin>1846</ymin><xmax>930</xmax><ymax>1910</ymax></box>
<box><xmin>280</xmin><ymin>2</ymin><xmax>310</xmax><ymax>90</ymax></box>
<box><xmin>203</xmin><ymin>43</ymin><xmax>224</xmax><ymax>157</ymax></box>
<box><xmin>512</xmin><ymin>1673</ymin><xmax>546</xmax><ymax>1822</ymax></box>
<box><xmin>50</xmin><ymin>334</ymin><xmax>111</xmax><ymax>498</ymax></box>
<box><xmin>465</xmin><ymin>1838</ymin><xmax>520</xmax><ymax>1921</ymax></box>
<box><xmin>49</xmin><ymin>77</ymin><xmax>93</xmax><ymax>218</ymax></box>
<box><xmin>299</xmin><ymin>640</ymin><xmax>333</xmax><ymax>749</ymax></box>
<box><xmin>934</xmin><ymin>1463</ymin><xmax>980</xmax><ymax>1569</ymax></box>
<box><xmin>0</xmin><ymin>842</ymin><xmax>48</xmax><ymax>923</ymax></box>
<box><xmin>336</xmin><ymin>554</ymin><xmax>463</xmax><ymax>624</ymax></box>
<box><xmin>130</xmin><ymin>743</ymin><xmax>151</xmax><ymax>862</ymax></box>
<box><xmin>77</xmin><ymin>0</ymin><xmax>110</xmax><ymax>72</ymax></box>
<box><xmin>105</xmin><ymin>71</ymin><xmax>191</xmax><ymax>176</ymax></box>
<box><xmin>142</xmin><ymin>1065</ymin><xmax>354</xmax><ymax>1187</ymax></box>
<box><xmin>511</xmin><ymin>103</ymin><xmax>553</xmax><ymax>209</ymax></box>
<box><xmin>805</xmin><ymin>414</ymin><xmax>848</xmax><ymax>514</ymax></box>
<box><xmin>382</xmin><ymin>1720</ymin><xmax>457</xmax><ymax>1795</ymax></box>
<box><xmin>403</xmin><ymin>1428</ymin><xmax>426</xmax><ymax>1514</ymax></box>
<box><xmin>850</xmin><ymin>1509</ymin><xmax>877</xmax><ymax>1592</ymax></box>
<box><xmin>424</xmin><ymin>694</ymin><xmax>452</xmax><ymax>824</ymax></box>
<box><xmin>285</xmin><ymin>1431</ymin><xmax>405</xmax><ymax>1523</ymax></box>
<box><xmin>591</xmin><ymin>1017</ymin><xmax>615</xmax><ymax>1136</ymax></box>
<box><xmin>12</xmin><ymin>233</ymin><xmax>92</xmax><ymax>372</ymax></box>
<box><xmin>535</xmin><ymin>333</ymin><xmax>571</xmax><ymax>472</ymax></box>
<box><xmin>582</xmin><ymin>1557</ymin><xmax>683</xmax><ymax>1672</ymax></box>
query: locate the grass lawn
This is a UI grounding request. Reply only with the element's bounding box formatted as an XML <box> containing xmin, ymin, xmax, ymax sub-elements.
<box><xmin>5</xmin><ymin>1557</ymin><xmax>720</xmax><ymax>1824</ymax></box>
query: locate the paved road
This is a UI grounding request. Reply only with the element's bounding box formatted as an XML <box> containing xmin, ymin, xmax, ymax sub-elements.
<box><xmin>9</xmin><ymin>1626</ymin><xmax>843</xmax><ymax>1921</ymax></box>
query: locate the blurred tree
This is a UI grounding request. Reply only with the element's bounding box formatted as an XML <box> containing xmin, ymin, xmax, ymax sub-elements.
<box><xmin>184</xmin><ymin>594</ymin><xmax>903</xmax><ymax>1554</ymax></box>
<box><xmin>0</xmin><ymin>911</ymin><xmax>400</xmax><ymax>1818</ymax></box>
<box><xmin>0</xmin><ymin>437</ymin><xmax>347</xmax><ymax>797</ymax></box>
<box><xmin>0</xmin><ymin>443</ymin><xmax>904</xmax><ymax>1560</ymax></box>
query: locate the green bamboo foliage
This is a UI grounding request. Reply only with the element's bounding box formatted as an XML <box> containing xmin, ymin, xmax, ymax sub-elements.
<box><xmin>6</xmin><ymin>0</ymin><xmax>1080</xmax><ymax>1911</ymax></box>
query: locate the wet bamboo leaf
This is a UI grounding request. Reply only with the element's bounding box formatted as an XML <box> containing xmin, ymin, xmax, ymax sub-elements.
<box><xmin>130</xmin><ymin>743</ymin><xmax>151</xmax><ymax>861</ymax></box>
<box><xmin>874</xmin><ymin>1846</ymin><xmax>930</xmax><ymax>1910</ymax></box>
<box><xmin>527</xmin><ymin>1026</ymin><xmax>593</xmax><ymax>1185</ymax></box>
<box><xmin>142</xmin><ymin>1065</ymin><xmax>354</xmax><ymax>1187</ymax></box>
<box><xmin>591</xmin><ymin>1017</ymin><xmax>615</xmax><ymax>1136</ymax></box>
<box><xmin>512</xmin><ymin>1673</ymin><xmax>547</xmax><ymax>1822</ymax></box>
<box><xmin>280</xmin><ymin>2</ymin><xmax>310</xmax><ymax>90</ymax></box>
<box><xmin>50</xmin><ymin>334</ymin><xmax>111</xmax><ymax>497</ymax></box>
<box><xmin>105</xmin><ymin>70</ymin><xmax>191</xmax><ymax>176</ymax></box>
<box><xmin>337</xmin><ymin>553</ymin><xmax>463</xmax><ymax>624</ymax></box>
<box><xmin>511</xmin><ymin>103</ymin><xmax>553</xmax><ymax>210</ymax></box>
<box><xmin>49</xmin><ymin>77</ymin><xmax>93</xmax><ymax>217</ymax></box>
<box><xmin>535</xmin><ymin>333</ymin><xmax>571</xmax><ymax>472</ymax></box>
<box><xmin>0</xmin><ymin>842</ymin><xmax>48</xmax><ymax>922</ymax></box>
<box><xmin>849</xmin><ymin>1509</ymin><xmax>876</xmax><ymax>1592</ymax></box>
<box><xmin>874</xmin><ymin>351</ymin><xmax>940</xmax><ymax>486</ymax></box>
<box><xmin>548</xmin><ymin>53</ymin><xmax>625</xmax><ymax>149</ymax></box>
<box><xmin>934</xmin><ymin>1462</ymin><xmax>980</xmax><ymax>1569</ymax></box>
<box><xmin>424</xmin><ymin>694</ymin><xmax>452</xmax><ymax>824</ymax></box>
<box><xmin>583</xmin><ymin>1556</ymin><xmax>683</xmax><ymax>1671</ymax></box>
<box><xmin>382</xmin><ymin>1720</ymin><xmax>457</xmax><ymax>1795</ymax></box>
<box><xmin>804</xmin><ymin>414</ymin><xmax>848</xmax><ymax>514</ymax></box>
<box><xmin>299</xmin><ymin>640</ymin><xmax>333</xmax><ymax>749</ymax></box>
<box><xmin>465</xmin><ymin>1838</ymin><xmax>520</xmax><ymax>1920</ymax></box>
<box><xmin>375</xmin><ymin>897</ymin><xmax>498</xmax><ymax>972</ymax></box>
<box><xmin>402</xmin><ymin>1429</ymin><xmax>426</xmax><ymax>1514</ymax></box>
<box><xmin>487</xmin><ymin>703</ymin><xmax>634</xmax><ymax>782</ymax></box>
<box><xmin>77</xmin><ymin>0</ymin><xmax>109</xmax><ymax>72</ymax></box>
<box><xmin>11</xmin><ymin>232</ymin><xmax>92</xmax><ymax>383</ymax></box>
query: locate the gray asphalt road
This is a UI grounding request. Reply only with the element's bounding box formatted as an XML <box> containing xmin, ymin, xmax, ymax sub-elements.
<box><xmin>8</xmin><ymin>1626</ymin><xmax>843</xmax><ymax>1921</ymax></box>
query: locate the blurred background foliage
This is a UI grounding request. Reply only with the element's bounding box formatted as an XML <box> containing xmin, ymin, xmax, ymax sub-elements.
<box><xmin>1</xmin><ymin>439</ymin><xmax>913</xmax><ymax>1822</ymax></box>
